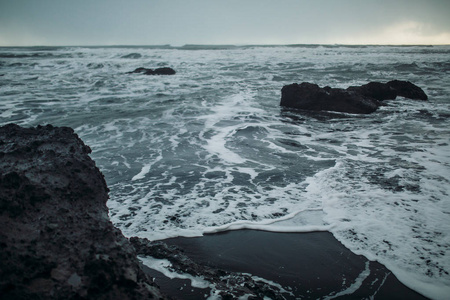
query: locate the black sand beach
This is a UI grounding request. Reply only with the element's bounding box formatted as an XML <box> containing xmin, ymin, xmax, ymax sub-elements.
<box><xmin>143</xmin><ymin>230</ymin><xmax>428</xmax><ymax>299</ymax></box>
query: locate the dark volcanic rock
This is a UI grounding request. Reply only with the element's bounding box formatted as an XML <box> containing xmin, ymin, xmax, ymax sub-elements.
<box><xmin>281</xmin><ymin>82</ymin><xmax>381</xmax><ymax>114</ymax></box>
<box><xmin>347</xmin><ymin>81</ymin><xmax>398</xmax><ymax>101</ymax></box>
<box><xmin>281</xmin><ymin>80</ymin><xmax>428</xmax><ymax>114</ymax></box>
<box><xmin>386</xmin><ymin>80</ymin><xmax>428</xmax><ymax>100</ymax></box>
<box><xmin>127</xmin><ymin>67</ymin><xmax>176</xmax><ymax>75</ymax></box>
<box><xmin>347</xmin><ymin>80</ymin><xmax>428</xmax><ymax>101</ymax></box>
<box><xmin>0</xmin><ymin>124</ymin><xmax>166</xmax><ymax>300</ymax></box>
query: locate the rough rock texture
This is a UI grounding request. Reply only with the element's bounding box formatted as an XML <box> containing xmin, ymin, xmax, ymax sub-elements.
<box><xmin>347</xmin><ymin>81</ymin><xmax>398</xmax><ymax>101</ymax></box>
<box><xmin>347</xmin><ymin>80</ymin><xmax>428</xmax><ymax>101</ymax></box>
<box><xmin>281</xmin><ymin>82</ymin><xmax>381</xmax><ymax>114</ymax></box>
<box><xmin>281</xmin><ymin>80</ymin><xmax>427</xmax><ymax>114</ymax></box>
<box><xmin>127</xmin><ymin>67</ymin><xmax>176</xmax><ymax>75</ymax></box>
<box><xmin>0</xmin><ymin>124</ymin><xmax>166</xmax><ymax>300</ymax></box>
<box><xmin>130</xmin><ymin>237</ymin><xmax>290</xmax><ymax>299</ymax></box>
<box><xmin>385</xmin><ymin>80</ymin><xmax>428</xmax><ymax>100</ymax></box>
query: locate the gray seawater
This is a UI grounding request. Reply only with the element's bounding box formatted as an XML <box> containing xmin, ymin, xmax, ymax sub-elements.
<box><xmin>1</xmin><ymin>45</ymin><xmax>449</xmax><ymax>299</ymax></box>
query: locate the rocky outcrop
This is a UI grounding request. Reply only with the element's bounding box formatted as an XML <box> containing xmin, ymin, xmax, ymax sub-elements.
<box><xmin>0</xmin><ymin>124</ymin><xmax>166</xmax><ymax>300</ymax></box>
<box><xmin>281</xmin><ymin>80</ymin><xmax>427</xmax><ymax>114</ymax></box>
<box><xmin>127</xmin><ymin>67</ymin><xmax>176</xmax><ymax>75</ymax></box>
<box><xmin>281</xmin><ymin>82</ymin><xmax>381</xmax><ymax>114</ymax></box>
<box><xmin>347</xmin><ymin>80</ymin><xmax>428</xmax><ymax>101</ymax></box>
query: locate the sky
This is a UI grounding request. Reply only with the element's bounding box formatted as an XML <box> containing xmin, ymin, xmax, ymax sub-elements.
<box><xmin>1</xmin><ymin>0</ymin><xmax>450</xmax><ymax>46</ymax></box>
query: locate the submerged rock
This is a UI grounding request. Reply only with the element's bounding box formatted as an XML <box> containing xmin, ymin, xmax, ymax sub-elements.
<box><xmin>127</xmin><ymin>67</ymin><xmax>176</xmax><ymax>75</ymax></box>
<box><xmin>0</xmin><ymin>124</ymin><xmax>166</xmax><ymax>300</ymax></box>
<box><xmin>281</xmin><ymin>80</ymin><xmax>427</xmax><ymax>114</ymax></box>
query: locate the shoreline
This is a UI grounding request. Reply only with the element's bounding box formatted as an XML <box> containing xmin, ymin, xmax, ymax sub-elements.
<box><xmin>141</xmin><ymin>230</ymin><xmax>428</xmax><ymax>299</ymax></box>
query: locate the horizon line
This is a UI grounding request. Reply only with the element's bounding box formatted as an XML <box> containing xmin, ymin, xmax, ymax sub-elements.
<box><xmin>1</xmin><ymin>43</ymin><xmax>450</xmax><ymax>48</ymax></box>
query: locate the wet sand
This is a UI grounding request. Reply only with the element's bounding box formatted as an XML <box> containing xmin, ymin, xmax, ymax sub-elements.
<box><xmin>143</xmin><ymin>230</ymin><xmax>428</xmax><ymax>299</ymax></box>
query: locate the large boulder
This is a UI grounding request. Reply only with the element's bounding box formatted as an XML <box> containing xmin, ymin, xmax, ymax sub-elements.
<box><xmin>281</xmin><ymin>80</ymin><xmax>427</xmax><ymax>114</ymax></box>
<box><xmin>0</xmin><ymin>124</ymin><xmax>166</xmax><ymax>300</ymax></box>
<box><xmin>281</xmin><ymin>82</ymin><xmax>381</xmax><ymax>114</ymax></box>
<box><xmin>127</xmin><ymin>67</ymin><xmax>176</xmax><ymax>75</ymax></box>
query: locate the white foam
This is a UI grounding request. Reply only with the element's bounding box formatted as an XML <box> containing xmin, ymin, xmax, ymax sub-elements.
<box><xmin>203</xmin><ymin>124</ymin><xmax>247</xmax><ymax>164</ymax></box>
<box><xmin>0</xmin><ymin>108</ymin><xmax>17</xmax><ymax>118</ymax></box>
<box><xmin>198</xmin><ymin>91</ymin><xmax>265</xmax><ymax>165</ymax></box>
<box><xmin>3</xmin><ymin>45</ymin><xmax>450</xmax><ymax>300</ymax></box>
<box><xmin>204</xmin><ymin>208</ymin><xmax>333</xmax><ymax>234</ymax></box>
<box><xmin>304</xmin><ymin>157</ymin><xmax>450</xmax><ymax>300</ymax></box>
<box><xmin>138</xmin><ymin>256</ymin><xmax>211</xmax><ymax>289</ymax></box>
<box><xmin>132</xmin><ymin>164</ymin><xmax>151</xmax><ymax>181</ymax></box>
<box><xmin>131</xmin><ymin>152</ymin><xmax>163</xmax><ymax>181</ymax></box>
<box><xmin>323</xmin><ymin>261</ymin><xmax>371</xmax><ymax>300</ymax></box>
<box><xmin>138</xmin><ymin>256</ymin><xmax>263</xmax><ymax>300</ymax></box>
<box><xmin>385</xmin><ymin>265</ymin><xmax>450</xmax><ymax>300</ymax></box>
<box><xmin>244</xmin><ymin>274</ymin><xmax>294</xmax><ymax>297</ymax></box>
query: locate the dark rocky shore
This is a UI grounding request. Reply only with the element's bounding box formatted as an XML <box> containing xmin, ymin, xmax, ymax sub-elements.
<box><xmin>0</xmin><ymin>124</ymin><xmax>165</xmax><ymax>299</ymax></box>
<box><xmin>281</xmin><ymin>80</ymin><xmax>427</xmax><ymax>114</ymax></box>
<box><xmin>0</xmin><ymin>124</ymin><xmax>430</xmax><ymax>299</ymax></box>
<box><xmin>0</xmin><ymin>124</ymin><xmax>319</xmax><ymax>299</ymax></box>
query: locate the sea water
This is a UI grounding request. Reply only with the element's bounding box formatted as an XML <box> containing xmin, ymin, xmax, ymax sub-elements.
<box><xmin>1</xmin><ymin>45</ymin><xmax>449</xmax><ymax>299</ymax></box>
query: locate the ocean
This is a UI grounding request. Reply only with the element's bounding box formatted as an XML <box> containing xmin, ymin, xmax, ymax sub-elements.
<box><xmin>1</xmin><ymin>44</ymin><xmax>449</xmax><ymax>299</ymax></box>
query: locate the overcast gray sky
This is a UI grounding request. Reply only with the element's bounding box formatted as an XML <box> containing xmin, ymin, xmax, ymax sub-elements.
<box><xmin>1</xmin><ymin>0</ymin><xmax>449</xmax><ymax>46</ymax></box>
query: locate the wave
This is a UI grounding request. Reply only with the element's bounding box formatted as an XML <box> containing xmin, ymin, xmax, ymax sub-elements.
<box><xmin>120</xmin><ymin>53</ymin><xmax>142</xmax><ymax>59</ymax></box>
<box><xmin>1</xmin><ymin>44</ymin><xmax>450</xmax><ymax>299</ymax></box>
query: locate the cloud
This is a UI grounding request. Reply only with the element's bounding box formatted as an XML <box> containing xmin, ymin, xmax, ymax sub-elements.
<box><xmin>333</xmin><ymin>21</ymin><xmax>450</xmax><ymax>45</ymax></box>
<box><xmin>1</xmin><ymin>0</ymin><xmax>450</xmax><ymax>46</ymax></box>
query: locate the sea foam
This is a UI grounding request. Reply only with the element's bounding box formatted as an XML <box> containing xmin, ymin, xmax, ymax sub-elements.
<box><xmin>1</xmin><ymin>44</ymin><xmax>449</xmax><ymax>299</ymax></box>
